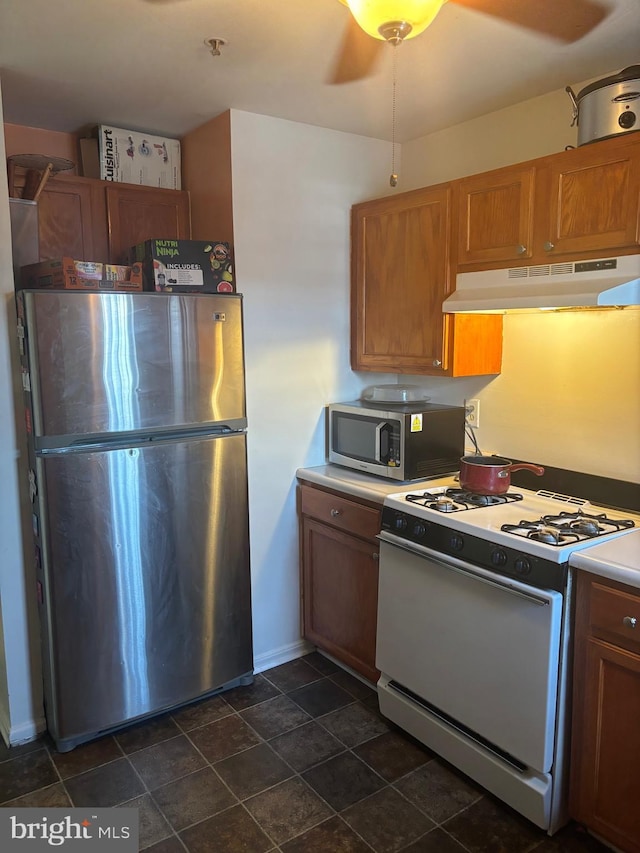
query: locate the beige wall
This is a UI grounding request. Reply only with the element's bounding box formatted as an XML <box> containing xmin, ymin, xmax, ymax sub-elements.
<box><xmin>4</xmin><ymin>124</ymin><xmax>79</xmax><ymax>179</ymax></box>
<box><xmin>401</xmin><ymin>78</ymin><xmax>640</xmax><ymax>486</ymax></box>
<box><xmin>182</xmin><ymin>111</ymin><xmax>233</xmax><ymax>245</ymax></box>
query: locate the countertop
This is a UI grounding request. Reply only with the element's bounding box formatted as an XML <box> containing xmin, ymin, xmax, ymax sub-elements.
<box><xmin>569</xmin><ymin>528</ymin><xmax>640</xmax><ymax>590</ymax></box>
<box><xmin>295</xmin><ymin>464</ymin><xmax>451</xmax><ymax>504</ymax></box>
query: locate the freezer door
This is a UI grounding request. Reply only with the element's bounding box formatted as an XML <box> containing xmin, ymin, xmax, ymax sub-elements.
<box><xmin>36</xmin><ymin>432</ymin><xmax>253</xmax><ymax>748</ymax></box>
<box><xmin>24</xmin><ymin>291</ymin><xmax>246</xmax><ymax>443</ymax></box>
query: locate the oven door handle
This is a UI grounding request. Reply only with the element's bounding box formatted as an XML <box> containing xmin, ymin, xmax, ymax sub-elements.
<box><xmin>377</xmin><ymin>533</ymin><xmax>550</xmax><ymax>607</ymax></box>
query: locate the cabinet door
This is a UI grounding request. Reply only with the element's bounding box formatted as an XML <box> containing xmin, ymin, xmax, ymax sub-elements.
<box><xmin>456</xmin><ymin>165</ymin><xmax>535</xmax><ymax>267</ymax></box>
<box><xmin>106</xmin><ymin>184</ymin><xmax>191</xmax><ymax>263</ymax></box>
<box><xmin>572</xmin><ymin>637</ymin><xmax>640</xmax><ymax>852</ymax></box>
<box><xmin>302</xmin><ymin>517</ymin><xmax>379</xmax><ymax>683</ymax></box>
<box><xmin>351</xmin><ymin>185</ymin><xmax>451</xmax><ymax>374</ymax></box>
<box><xmin>540</xmin><ymin>137</ymin><xmax>640</xmax><ymax>258</ymax></box>
<box><xmin>37</xmin><ymin>175</ymin><xmax>108</xmax><ymax>261</ymax></box>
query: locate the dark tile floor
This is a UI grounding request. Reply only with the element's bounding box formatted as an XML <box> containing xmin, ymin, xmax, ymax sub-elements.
<box><xmin>0</xmin><ymin>652</ymin><xmax>611</xmax><ymax>853</ymax></box>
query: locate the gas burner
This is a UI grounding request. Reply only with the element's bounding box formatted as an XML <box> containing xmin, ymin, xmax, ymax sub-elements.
<box><xmin>406</xmin><ymin>488</ymin><xmax>523</xmax><ymax>513</ymax></box>
<box><xmin>545</xmin><ymin>510</ymin><xmax>635</xmax><ymax>537</ymax></box>
<box><xmin>502</xmin><ymin>509</ymin><xmax>635</xmax><ymax>545</ymax></box>
<box><xmin>529</xmin><ymin>525</ymin><xmax>581</xmax><ymax>546</ymax></box>
<box><xmin>433</xmin><ymin>496</ymin><xmax>456</xmax><ymax>512</ymax></box>
<box><xmin>568</xmin><ymin>518</ymin><xmax>601</xmax><ymax>536</ymax></box>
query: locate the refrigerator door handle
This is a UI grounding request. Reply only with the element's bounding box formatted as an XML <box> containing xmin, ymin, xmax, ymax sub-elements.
<box><xmin>37</xmin><ymin>423</ymin><xmax>247</xmax><ymax>455</ymax></box>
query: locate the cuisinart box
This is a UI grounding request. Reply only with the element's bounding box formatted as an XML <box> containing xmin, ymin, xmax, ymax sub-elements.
<box><xmin>82</xmin><ymin>125</ymin><xmax>181</xmax><ymax>189</ymax></box>
<box><xmin>131</xmin><ymin>239</ymin><xmax>235</xmax><ymax>293</ymax></box>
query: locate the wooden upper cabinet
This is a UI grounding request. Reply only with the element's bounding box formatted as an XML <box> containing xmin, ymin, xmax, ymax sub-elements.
<box><xmin>351</xmin><ymin>184</ymin><xmax>502</xmax><ymax>377</ymax></box>
<box><xmin>106</xmin><ymin>184</ymin><xmax>191</xmax><ymax>263</ymax></box>
<box><xmin>33</xmin><ymin>174</ymin><xmax>191</xmax><ymax>265</ymax></box>
<box><xmin>540</xmin><ymin>136</ymin><xmax>640</xmax><ymax>259</ymax></box>
<box><xmin>456</xmin><ymin>165</ymin><xmax>535</xmax><ymax>267</ymax></box>
<box><xmin>37</xmin><ymin>174</ymin><xmax>108</xmax><ymax>262</ymax></box>
<box><xmin>352</xmin><ymin>184</ymin><xmax>451</xmax><ymax>374</ymax></box>
<box><xmin>455</xmin><ymin>135</ymin><xmax>640</xmax><ymax>271</ymax></box>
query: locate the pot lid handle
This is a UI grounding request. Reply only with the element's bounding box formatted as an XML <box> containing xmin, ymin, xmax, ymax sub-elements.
<box><xmin>565</xmin><ymin>86</ymin><xmax>579</xmax><ymax>125</ymax></box>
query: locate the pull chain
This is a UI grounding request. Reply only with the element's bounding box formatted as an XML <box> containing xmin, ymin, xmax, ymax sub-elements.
<box><xmin>390</xmin><ymin>43</ymin><xmax>398</xmax><ymax>188</ymax></box>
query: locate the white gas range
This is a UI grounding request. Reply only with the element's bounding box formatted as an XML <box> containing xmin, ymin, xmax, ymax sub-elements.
<box><xmin>375</xmin><ymin>478</ymin><xmax>639</xmax><ymax>835</ymax></box>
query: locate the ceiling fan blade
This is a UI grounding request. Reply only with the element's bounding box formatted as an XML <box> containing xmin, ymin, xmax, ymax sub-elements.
<box><xmin>450</xmin><ymin>0</ymin><xmax>609</xmax><ymax>43</ymax></box>
<box><xmin>328</xmin><ymin>16</ymin><xmax>386</xmax><ymax>84</ymax></box>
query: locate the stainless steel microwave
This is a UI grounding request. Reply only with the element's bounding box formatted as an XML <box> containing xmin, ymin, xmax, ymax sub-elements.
<box><xmin>328</xmin><ymin>401</ymin><xmax>465</xmax><ymax>481</ymax></box>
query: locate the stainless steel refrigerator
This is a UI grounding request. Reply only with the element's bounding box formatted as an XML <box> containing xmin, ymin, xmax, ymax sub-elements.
<box><xmin>18</xmin><ymin>290</ymin><xmax>253</xmax><ymax>752</ymax></box>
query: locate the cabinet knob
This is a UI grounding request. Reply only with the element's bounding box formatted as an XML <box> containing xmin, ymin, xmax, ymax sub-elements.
<box><xmin>544</xmin><ymin>241</ymin><xmax>555</xmax><ymax>252</ymax></box>
<box><xmin>516</xmin><ymin>244</ymin><xmax>527</xmax><ymax>255</ymax></box>
<box><xmin>330</xmin><ymin>508</ymin><xmax>341</xmax><ymax>517</ymax></box>
<box><xmin>432</xmin><ymin>359</ymin><xmax>442</xmax><ymax>368</ymax></box>
<box><xmin>623</xmin><ymin>616</ymin><xmax>637</xmax><ymax>629</ymax></box>
<box><xmin>372</xmin><ymin>552</ymin><xmax>379</xmax><ymax>561</ymax></box>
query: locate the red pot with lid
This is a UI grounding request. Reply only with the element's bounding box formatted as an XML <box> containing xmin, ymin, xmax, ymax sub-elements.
<box><xmin>459</xmin><ymin>455</ymin><xmax>545</xmax><ymax>495</ymax></box>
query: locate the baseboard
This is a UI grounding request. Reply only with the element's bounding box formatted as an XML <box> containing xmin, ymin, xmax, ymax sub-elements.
<box><xmin>253</xmin><ymin>638</ymin><xmax>313</xmax><ymax>674</ymax></box>
<box><xmin>0</xmin><ymin>708</ymin><xmax>46</xmax><ymax>748</ymax></box>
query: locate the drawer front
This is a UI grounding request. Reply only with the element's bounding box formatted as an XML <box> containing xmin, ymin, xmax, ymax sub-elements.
<box><xmin>590</xmin><ymin>581</ymin><xmax>640</xmax><ymax>647</ymax></box>
<box><xmin>300</xmin><ymin>485</ymin><xmax>381</xmax><ymax>540</ymax></box>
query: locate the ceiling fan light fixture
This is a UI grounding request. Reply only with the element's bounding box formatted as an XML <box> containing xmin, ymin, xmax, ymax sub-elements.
<box><xmin>344</xmin><ymin>0</ymin><xmax>446</xmax><ymax>42</ymax></box>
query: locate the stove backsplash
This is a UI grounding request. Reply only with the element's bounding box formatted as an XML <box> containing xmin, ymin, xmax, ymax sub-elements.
<box><xmin>508</xmin><ymin>461</ymin><xmax>640</xmax><ymax>513</ymax></box>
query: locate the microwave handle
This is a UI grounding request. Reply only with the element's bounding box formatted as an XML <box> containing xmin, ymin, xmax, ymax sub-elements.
<box><xmin>375</xmin><ymin>422</ymin><xmax>391</xmax><ymax>463</ymax></box>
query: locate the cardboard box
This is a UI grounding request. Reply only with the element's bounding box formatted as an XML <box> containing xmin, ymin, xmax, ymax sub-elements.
<box><xmin>131</xmin><ymin>239</ymin><xmax>235</xmax><ymax>293</ymax></box>
<box><xmin>81</xmin><ymin>126</ymin><xmax>181</xmax><ymax>189</ymax></box>
<box><xmin>20</xmin><ymin>258</ymin><xmax>143</xmax><ymax>291</ymax></box>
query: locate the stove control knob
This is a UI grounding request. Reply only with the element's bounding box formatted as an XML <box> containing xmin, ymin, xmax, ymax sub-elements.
<box><xmin>412</xmin><ymin>521</ymin><xmax>426</xmax><ymax>539</ymax></box>
<box><xmin>394</xmin><ymin>514</ymin><xmax>408</xmax><ymax>531</ymax></box>
<box><xmin>514</xmin><ymin>556</ymin><xmax>532</xmax><ymax>576</ymax></box>
<box><xmin>491</xmin><ymin>548</ymin><xmax>508</xmax><ymax>567</ymax></box>
<box><xmin>449</xmin><ymin>533</ymin><xmax>464</xmax><ymax>552</ymax></box>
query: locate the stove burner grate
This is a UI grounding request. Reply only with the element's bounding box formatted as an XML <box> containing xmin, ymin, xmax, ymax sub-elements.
<box><xmin>502</xmin><ymin>509</ymin><xmax>635</xmax><ymax>545</ymax></box>
<box><xmin>406</xmin><ymin>488</ymin><xmax>524</xmax><ymax>513</ymax></box>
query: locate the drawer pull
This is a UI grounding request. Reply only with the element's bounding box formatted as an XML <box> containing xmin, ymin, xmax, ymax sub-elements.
<box><xmin>623</xmin><ymin>616</ymin><xmax>637</xmax><ymax>629</ymax></box>
<box><xmin>330</xmin><ymin>508</ymin><xmax>342</xmax><ymax>517</ymax></box>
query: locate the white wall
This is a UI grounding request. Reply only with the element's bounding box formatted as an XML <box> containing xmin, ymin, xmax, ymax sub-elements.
<box><xmin>400</xmin><ymin>80</ymin><xmax>640</xmax><ymax>486</ymax></box>
<box><xmin>228</xmin><ymin>110</ymin><xmax>394</xmax><ymax>668</ymax></box>
<box><xmin>0</xmin><ymin>81</ymin><xmax>44</xmax><ymax>745</ymax></box>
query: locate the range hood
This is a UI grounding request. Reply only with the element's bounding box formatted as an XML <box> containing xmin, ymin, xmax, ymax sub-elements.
<box><xmin>443</xmin><ymin>255</ymin><xmax>640</xmax><ymax>313</ymax></box>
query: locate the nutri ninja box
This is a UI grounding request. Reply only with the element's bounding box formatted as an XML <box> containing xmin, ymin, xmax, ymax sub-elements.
<box><xmin>131</xmin><ymin>239</ymin><xmax>235</xmax><ymax>293</ymax></box>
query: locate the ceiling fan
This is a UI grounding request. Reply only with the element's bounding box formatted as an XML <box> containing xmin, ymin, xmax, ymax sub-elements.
<box><xmin>331</xmin><ymin>0</ymin><xmax>610</xmax><ymax>83</ymax></box>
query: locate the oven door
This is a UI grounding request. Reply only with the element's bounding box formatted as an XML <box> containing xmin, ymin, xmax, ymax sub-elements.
<box><xmin>376</xmin><ymin>536</ymin><xmax>563</xmax><ymax>774</ymax></box>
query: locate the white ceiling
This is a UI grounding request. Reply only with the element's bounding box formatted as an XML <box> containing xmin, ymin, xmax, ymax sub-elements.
<box><xmin>1</xmin><ymin>0</ymin><xmax>638</xmax><ymax>144</ymax></box>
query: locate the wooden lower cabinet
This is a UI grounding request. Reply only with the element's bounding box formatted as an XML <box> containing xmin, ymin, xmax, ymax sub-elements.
<box><xmin>299</xmin><ymin>483</ymin><xmax>380</xmax><ymax>683</ymax></box>
<box><xmin>570</xmin><ymin>572</ymin><xmax>640</xmax><ymax>852</ymax></box>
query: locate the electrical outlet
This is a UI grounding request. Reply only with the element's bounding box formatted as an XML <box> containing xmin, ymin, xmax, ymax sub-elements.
<box><xmin>465</xmin><ymin>398</ymin><xmax>480</xmax><ymax>428</ymax></box>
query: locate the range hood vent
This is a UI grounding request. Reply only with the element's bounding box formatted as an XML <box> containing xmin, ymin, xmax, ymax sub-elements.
<box><xmin>443</xmin><ymin>255</ymin><xmax>640</xmax><ymax>313</ymax></box>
